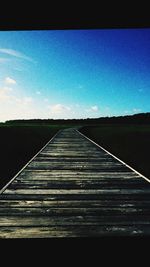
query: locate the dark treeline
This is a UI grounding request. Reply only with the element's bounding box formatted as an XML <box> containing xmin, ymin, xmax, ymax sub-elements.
<box><xmin>4</xmin><ymin>112</ymin><xmax>150</xmax><ymax>125</ymax></box>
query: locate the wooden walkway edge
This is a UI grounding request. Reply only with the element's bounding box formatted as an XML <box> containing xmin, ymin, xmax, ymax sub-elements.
<box><xmin>0</xmin><ymin>128</ymin><xmax>150</xmax><ymax>238</ymax></box>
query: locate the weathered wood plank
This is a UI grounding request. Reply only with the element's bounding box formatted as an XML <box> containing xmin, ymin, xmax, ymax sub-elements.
<box><xmin>1</xmin><ymin>215</ymin><xmax>150</xmax><ymax>227</ymax></box>
<box><xmin>8</xmin><ymin>184</ymin><xmax>149</xmax><ymax>190</ymax></box>
<box><xmin>0</xmin><ymin>215</ymin><xmax>150</xmax><ymax>228</ymax></box>
<box><xmin>1</xmin><ymin>206</ymin><xmax>150</xmax><ymax>216</ymax></box>
<box><xmin>1</xmin><ymin>193</ymin><xmax>150</xmax><ymax>201</ymax></box>
<box><xmin>0</xmin><ymin>225</ymin><xmax>150</xmax><ymax>238</ymax></box>
<box><xmin>27</xmin><ymin>164</ymin><xmax>129</xmax><ymax>171</ymax></box>
<box><xmin>18</xmin><ymin>170</ymin><xmax>137</xmax><ymax>177</ymax></box>
<box><xmin>40</xmin><ymin>152</ymin><xmax>106</xmax><ymax>156</ymax></box>
<box><xmin>14</xmin><ymin>178</ymin><xmax>143</xmax><ymax>184</ymax></box>
<box><xmin>9</xmin><ymin>180</ymin><xmax>150</xmax><ymax>189</ymax></box>
<box><xmin>34</xmin><ymin>157</ymin><xmax>114</xmax><ymax>161</ymax></box>
<box><xmin>1</xmin><ymin>199</ymin><xmax>150</xmax><ymax>208</ymax></box>
<box><xmin>4</xmin><ymin>188</ymin><xmax>150</xmax><ymax>195</ymax></box>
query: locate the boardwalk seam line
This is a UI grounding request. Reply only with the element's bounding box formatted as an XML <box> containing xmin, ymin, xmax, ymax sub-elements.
<box><xmin>0</xmin><ymin>129</ymin><xmax>61</xmax><ymax>194</ymax></box>
<box><xmin>76</xmin><ymin>129</ymin><xmax>150</xmax><ymax>184</ymax></box>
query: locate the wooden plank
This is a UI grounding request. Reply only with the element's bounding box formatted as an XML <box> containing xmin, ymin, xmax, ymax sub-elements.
<box><xmin>27</xmin><ymin>164</ymin><xmax>126</xmax><ymax>169</ymax></box>
<box><xmin>0</xmin><ymin>207</ymin><xmax>150</xmax><ymax>220</ymax></box>
<box><xmin>13</xmin><ymin>172</ymin><xmax>146</xmax><ymax>179</ymax></box>
<box><xmin>19</xmin><ymin>172</ymin><xmax>137</xmax><ymax>177</ymax></box>
<box><xmin>8</xmin><ymin>183</ymin><xmax>149</xmax><ymax>190</ymax></box>
<box><xmin>1</xmin><ymin>193</ymin><xmax>150</xmax><ymax>201</ymax></box>
<box><xmin>14</xmin><ymin>178</ymin><xmax>143</xmax><ymax>183</ymax></box>
<box><xmin>1</xmin><ymin>199</ymin><xmax>150</xmax><ymax>208</ymax></box>
<box><xmin>1</xmin><ymin>206</ymin><xmax>150</xmax><ymax>216</ymax></box>
<box><xmin>1</xmin><ymin>215</ymin><xmax>150</xmax><ymax>227</ymax></box>
<box><xmin>40</xmin><ymin>153</ymin><xmax>110</xmax><ymax>157</ymax></box>
<box><xmin>34</xmin><ymin>157</ymin><xmax>114</xmax><ymax>161</ymax></box>
<box><xmin>0</xmin><ymin>225</ymin><xmax>150</xmax><ymax>238</ymax></box>
<box><xmin>16</xmin><ymin>178</ymin><xmax>140</xmax><ymax>183</ymax></box>
<box><xmin>4</xmin><ymin>188</ymin><xmax>150</xmax><ymax>194</ymax></box>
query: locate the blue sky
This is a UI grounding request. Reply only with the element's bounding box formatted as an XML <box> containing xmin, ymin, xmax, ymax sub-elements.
<box><xmin>0</xmin><ymin>28</ymin><xmax>150</xmax><ymax>121</ymax></box>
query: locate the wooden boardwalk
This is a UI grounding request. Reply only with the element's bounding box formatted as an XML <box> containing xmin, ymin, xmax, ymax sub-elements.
<box><xmin>0</xmin><ymin>128</ymin><xmax>150</xmax><ymax>238</ymax></box>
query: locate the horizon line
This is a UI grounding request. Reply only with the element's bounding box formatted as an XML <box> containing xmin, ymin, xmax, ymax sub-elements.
<box><xmin>1</xmin><ymin>111</ymin><xmax>150</xmax><ymax>123</ymax></box>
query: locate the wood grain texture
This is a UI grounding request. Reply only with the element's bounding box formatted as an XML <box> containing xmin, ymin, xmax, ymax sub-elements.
<box><xmin>0</xmin><ymin>128</ymin><xmax>150</xmax><ymax>238</ymax></box>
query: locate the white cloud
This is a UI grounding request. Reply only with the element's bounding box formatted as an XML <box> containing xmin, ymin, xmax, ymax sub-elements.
<box><xmin>91</xmin><ymin>105</ymin><xmax>99</xmax><ymax>112</ymax></box>
<box><xmin>49</xmin><ymin>104</ymin><xmax>71</xmax><ymax>114</ymax></box>
<box><xmin>13</xmin><ymin>96</ymin><xmax>33</xmax><ymax>106</ymax></box>
<box><xmin>0</xmin><ymin>87</ymin><xmax>13</xmax><ymax>101</ymax></box>
<box><xmin>86</xmin><ymin>105</ymin><xmax>99</xmax><ymax>113</ymax></box>
<box><xmin>46</xmin><ymin>104</ymin><xmax>72</xmax><ymax>119</ymax></box>
<box><xmin>0</xmin><ymin>85</ymin><xmax>36</xmax><ymax>122</ymax></box>
<box><xmin>123</xmin><ymin>108</ymin><xmax>142</xmax><ymax>115</ymax></box>
<box><xmin>0</xmin><ymin>48</ymin><xmax>36</xmax><ymax>63</ymax></box>
<box><xmin>124</xmin><ymin>110</ymin><xmax>130</xmax><ymax>114</ymax></box>
<box><xmin>0</xmin><ymin>86</ymin><xmax>33</xmax><ymax>105</ymax></box>
<box><xmin>132</xmin><ymin>108</ymin><xmax>141</xmax><ymax>113</ymax></box>
<box><xmin>0</xmin><ymin>85</ymin><xmax>103</xmax><ymax>121</ymax></box>
<box><xmin>4</xmin><ymin>77</ymin><xmax>17</xmax><ymax>85</ymax></box>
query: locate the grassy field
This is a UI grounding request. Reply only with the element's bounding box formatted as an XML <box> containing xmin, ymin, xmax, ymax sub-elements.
<box><xmin>80</xmin><ymin>124</ymin><xmax>150</xmax><ymax>179</ymax></box>
<box><xmin>0</xmin><ymin>124</ymin><xmax>72</xmax><ymax>189</ymax></box>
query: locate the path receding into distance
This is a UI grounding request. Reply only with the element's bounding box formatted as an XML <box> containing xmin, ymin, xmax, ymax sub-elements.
<box><xmin>0</xmin><ymin>128</ymin><xmax>150</xmax><ymax>238</ymax></box>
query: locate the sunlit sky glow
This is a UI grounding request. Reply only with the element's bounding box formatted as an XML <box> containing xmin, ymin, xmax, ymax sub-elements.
<box><xmin>0</xmin><ymin>28</ymin><xmax>150</xmax><ymax>122</ymax></box>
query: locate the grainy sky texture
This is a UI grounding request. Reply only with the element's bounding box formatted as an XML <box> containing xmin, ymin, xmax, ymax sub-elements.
<box><xmin>0</xmin><ymin>28</ymin><xmax>150</xmax><ymax>121</ymax></box>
